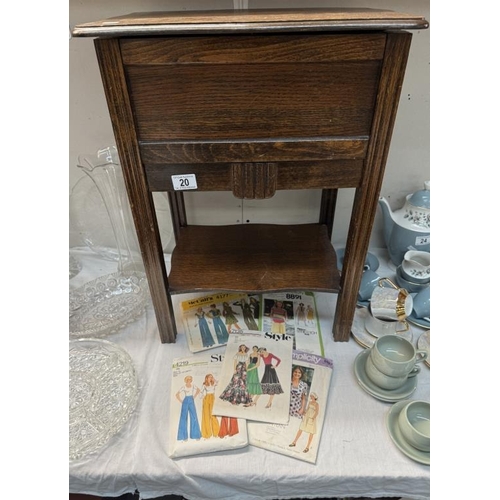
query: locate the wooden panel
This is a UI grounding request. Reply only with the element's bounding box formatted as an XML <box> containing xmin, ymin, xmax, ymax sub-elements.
<box><xmin>168</xmin><ymin>224</ymin><xmax>340</xmax><ymax>293</ymax></box>
<box><xmin>167</xmin><ymin>191</ymin><xmax>186</xmax><ymax>241</ymax></box>
<box><xmin>333</xmin><ymin>32</ymin><xmax>412</xmax><ymax>342</ymax></box>
<box><xmin>231</xmin><ymin>162</ymin><xmax>278</xmax><ymax>199</ymax></box>
<box><xmin>121</xmin><ymin>34</ymin><xmax>386</xmax><ymax>64</ymax></box>
<box><xmin>320</xmin><ymin>189</ymin><xmax>338</xmax><ymax>238</ymax></box>
<box><xmin>94</xmin><ymin>38</ymin><xmax>177</xmax><ymax>344</ymax></box>
<box><xmin>72</xmin><ymin>8</ymin><xmax>429</xmax><ymax>37</ymax></box>
<box><xmin>145</xmin><ymin>160</ymin><xmax>364</xmax><ymax>192</ymax></box>
<box><xmin>125</xmin><ymin>61</ymin><xmax>381</xmax><ymax>141</ymax></box>
<box><xmin>140</xmin><ymin>138</ymin><xmax>368</xmax><ymax>164</ymax></box>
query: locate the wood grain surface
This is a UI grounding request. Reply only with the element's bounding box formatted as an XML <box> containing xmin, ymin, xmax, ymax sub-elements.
<box><xmin>145</xmin><ymin>160</ymin><xmax>364</xmax><ymax>193</ymax></box>
<box><xmin>120</xmin><ymin>34</ymin><xmax>386</xmax><ymax>64</ymax></box>
<box><xmin>84</xmin><ymin>11</ymin><xmax>424</xmax><ymax>343</ymax></box>
<box><xmin>94</xmin><ymin>38</ymin><xmax>177</xmax><ymax>343</ymax></box>
<box><xmin>168</xmin><ymin>224</ymin><xmax>340</xmax><ymax>294</ymax></box>
<box><xmin>72</xmin><ymin>8</ymin><xmax>428</xmax><ymax>36</ymax></box>
<box><xmin>333</xmin><ymin>32</ymin><xmax>412</xmax><ymax>341</ymax></box>
<box><xmin>140</xmin><ymin>138</ymin><xmax>368</xmax><ymax>165</ymax></box>
<box><xmin>126</xmin><ymin>61</ymin><xmax>381</xmax><ymax>141</ymax></box>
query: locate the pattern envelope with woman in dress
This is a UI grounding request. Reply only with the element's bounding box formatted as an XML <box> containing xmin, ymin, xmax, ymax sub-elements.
<box><xmin>213</xmin><ymin>333</ymin><xmax>293</xmax><ymax>424</ymax></box>
<box><xmin>169</xmin><ymin>354</ymin><xmax>248</xmax><ymax>458</ymax></box>
<box><xmin>247</xmin><ymin>350</ymin><xmax>333</xmax><ymax>464</ymax></box>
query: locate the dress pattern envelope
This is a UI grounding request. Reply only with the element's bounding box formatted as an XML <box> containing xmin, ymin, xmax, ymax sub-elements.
<box><xmin>180</xmin><ymin>292</ymin><xmax>262</xmax><ymax>353</ymax></box>
<box><xmin>169</xmin><ymin>354</ymin><xmax>248</xmax><ymax>458</ymax></box>
<box><xmin>247</xmin><ymin>350</ymin><xmax>333</xmax><ymax>464</ymax></box>
<box><xmin>261</xmin><ymin>291</ymin><xmax>324</xmax><ymax>356</ymax></box>
<box><xmin>212</xmin><ymin>333</ymin><xmax>293</xmax><ymax>424</ymax></box>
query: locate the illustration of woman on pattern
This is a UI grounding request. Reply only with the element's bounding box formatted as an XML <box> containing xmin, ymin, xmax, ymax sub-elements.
<box><xmin>176</xmin><ymin>376</ymin><xmax>202</xmax><ymax>441</ymax></box>
<box><xmin>258</xmin><ymin>347</ymin><xmax>284</xmax><ymax>408</ymax></box>
<box><xmin>289</xmin><ymin>392</ymin><xmax>319</xmax><ymax>453</ymax></box>
<box><xmin>249</xmin><ymin>296</ymin><xmax>260</xmax><ymax>320</ymax></box>
<box><xmin>222</xmin><ymin>301</ymin><xmax>242</xmax><ymax>333</ymax></box>
<box><xmin>289</xmin><ymin>366</ymin><xmax>308</xmax><ymax>418</ymax></box>
<box><xmin>270</xmin><ymin>301</ymin><xmax>288</xmax><ymax>334</ymax></box>
<box><xmin>243</xmin><ymin>346</ymin><xmax>263</xmax><ymax>407</ymax></box>
<box><xmin>219</xmin><ymin>344</ymin><xmax>253</xmax><ymax>405</ymax></box>
<box><xmin>194</xmin><ymin>307</ymin><xmax>215</xmax><ymax>348</ymax></box>
<box><xmin>237</xmin><ymin>298</ymin><xmax>259</xmax><ymax>331</ymax></box>
<box><xmin>200</xmin><ymin>373</ymin><xmax>220</xmax><ymax>438</ymax></box>
<box><xmin>206</xmin><ymin>303</ymin><xmax>229</xmax><ymax>344</ymax></box>
<box><xmin>218</xmin><ymin>416</ymin><xmax>239</xmax><ymax>438</ymax></box>
<box><xmin>306</xmin><ymin>304</ymin><xmax>315</xmax><ymax>326</ymax></box>
<box><xmin>295</xmin><ymin>303</ymin><xmax>306</xmax><ymax>325</ymax></box>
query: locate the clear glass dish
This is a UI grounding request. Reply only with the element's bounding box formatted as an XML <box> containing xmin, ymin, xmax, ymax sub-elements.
<box><xmin>69</xmin><ymin>271</ymin><xmax>149</xmax><ymax>339</ymax></box>
<box><xmin>69</xmin><ymin>338</ymin><xmax>139</xmax><ymax>461</ymax></box>
<box><xmin>69</xmin><ymin>252</ymin><xmax>82</xmax><ymax>280</ymax></box>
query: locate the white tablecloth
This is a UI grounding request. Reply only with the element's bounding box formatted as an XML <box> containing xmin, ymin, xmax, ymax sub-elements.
<box><xmin>69</xmin><ymin>247</ymin><xmax>430</xmax><ymax>500</ymax></box>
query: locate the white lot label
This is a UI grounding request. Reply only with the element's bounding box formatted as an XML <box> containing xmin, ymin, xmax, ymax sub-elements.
<box><xmin>171</xmin><ymin>174</ymin><xmax>198</xmax><ymax>191</ymax></box>
<box><xmin>415</xmin><ymin>235</ymin><xmax>430</xmax><ymax>246</ymax></box>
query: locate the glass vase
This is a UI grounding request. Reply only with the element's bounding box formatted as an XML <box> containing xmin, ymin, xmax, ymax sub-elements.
<box><xmin>69</xmin><ymin>146</ymin><xmax>150</xmax><ymax>339</ymax></box>
<box><xmin>76</xmin><ymin>146</ymin><xmax>144</xmax><ymax>275</ymax></box>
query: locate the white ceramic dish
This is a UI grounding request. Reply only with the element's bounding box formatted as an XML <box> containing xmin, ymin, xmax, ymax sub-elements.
<box><xmin>386</xmin><ymin>400</ymin><xmax>430</xmax><ymax>465</ymax></box>
<box><xmin>69</xmin><ymin>339</ymin><xmax>139</xmax><ymax>461</ymax></box>
<box><xmin>353</xmin><ymin>349</ymin><xmax>418</xmax><ymax>402</ymax></box>
<box><xmin>351</xmin><ymin>307</ymin><xmax>413</xmax><ymax>349</ymax></box>
<box><xmin>417</xmin><ymin>331</ymin><xmax>430</xmax><ymax>367</ymax></box>
<box><xmin>69</xmin><ymin>271</ymin><xmax>149</xmax><ymax>339</ymax></box>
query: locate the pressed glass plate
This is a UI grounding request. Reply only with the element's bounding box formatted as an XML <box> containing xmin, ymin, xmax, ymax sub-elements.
<box><xmin>69</xmin><ymin>339</ymin><xmax>139</xmax><ymax>461</ymax></box>
<box><xmin>69</xmin><ymin>271</ymin><xmax>149</xmax><ymax>339</ymax></box>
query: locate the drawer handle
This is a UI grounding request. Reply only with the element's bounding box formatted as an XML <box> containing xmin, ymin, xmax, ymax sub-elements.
<box><xmin>231</xmin><ymin>162</ymin><xmax>277</xmax><ymax>199</ymax></box>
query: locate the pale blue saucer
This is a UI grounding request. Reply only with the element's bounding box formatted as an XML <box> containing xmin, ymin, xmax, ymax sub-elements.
<box><xmin>386</xmin><ymin>400</ymin><xmax>430</xmax><ymax>465</ymax></box>
<box><xmin>407</xmin><ymin>312</ymin><xmax>430</xmax><ymax>330</ymax></box>
<box><xmin>353</xmin><ymin>349</ymin><xmax>417</xmax><ymax>403</ymax></box>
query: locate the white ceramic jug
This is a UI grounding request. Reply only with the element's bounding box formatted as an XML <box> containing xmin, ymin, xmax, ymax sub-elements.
<box><xmin>401</xmin><ymin>250</ymin><xmax>430</xmax><ymax>282</ymax></box>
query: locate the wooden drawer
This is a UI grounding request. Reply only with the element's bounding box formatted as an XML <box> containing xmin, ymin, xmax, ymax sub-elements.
<box><xmin>146</xmin><ymin>160</ymin><xmax>364</xmax><ymax>193</ymax></box>
<box><xmin>121</xmin><ymin>33</ymin><xmax>385</xmax><ymax>158</ymax></box>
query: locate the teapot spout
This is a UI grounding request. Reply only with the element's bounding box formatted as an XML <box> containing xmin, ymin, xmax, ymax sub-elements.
<box><xmin>378</xmin><ymin>197</ymin><xmax>395</xmax><ymax>247</ymax></box>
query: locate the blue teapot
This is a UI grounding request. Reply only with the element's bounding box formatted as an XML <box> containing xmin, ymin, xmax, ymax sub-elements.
<box><xmin>378</xmin><ymin>181</ymin><xmax>430</xmax><ymax>266</ymax></box>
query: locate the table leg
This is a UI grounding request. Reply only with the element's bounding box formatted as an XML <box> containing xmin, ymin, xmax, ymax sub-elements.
<box><xmin>333</xmin><ymin>32</ymin><xmax>412</xmax><ymax>342</ymax></box>
<box><xmin>320</xmin><ymin>188</ymin><xmax>338</xmax><ymax>240</ymax></box>
<box><xmin>94</xmin><ymin>38</ymin><xmax>177</xmax><ymax>343</ymax></box>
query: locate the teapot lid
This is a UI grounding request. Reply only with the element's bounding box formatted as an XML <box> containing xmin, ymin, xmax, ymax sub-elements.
<box><xmin>408</xmin><ymin>181</ymin><xmax>430</xmax><ymax>209</ymax></box>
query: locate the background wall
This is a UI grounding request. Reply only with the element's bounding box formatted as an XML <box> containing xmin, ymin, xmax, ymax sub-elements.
<box><xmin>69</xmin><ymin>0</ymin><xmax>430</xmax><ymax>255</ymax></box>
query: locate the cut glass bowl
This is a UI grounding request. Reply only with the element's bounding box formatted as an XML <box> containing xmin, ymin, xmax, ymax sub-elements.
<box><xmin>69</xmin><ymin>271</ymin><xmax>149</xmax><ymax>339</ymax></box>
<box><xmin>69</xmin><ymin>339</ymin><xmax>139</xmax><ymax>462</ymax></box>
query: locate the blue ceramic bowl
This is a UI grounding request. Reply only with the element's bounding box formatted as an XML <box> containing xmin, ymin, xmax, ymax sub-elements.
<box><xmin>400</xmin><ymin>265</ymin><xmax>430</xmax><ymax>284</ymax></box>
<box><xmin>395</xmin><ymin>266</ymin><xmax>430</xmax><ymax>294</ymax></box>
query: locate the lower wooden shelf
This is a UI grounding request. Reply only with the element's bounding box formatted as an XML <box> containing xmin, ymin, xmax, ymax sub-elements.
<box><xmin>168</xmin><ymin>223</ymin><xmax>340</xmax><ymax>294</ymax></box>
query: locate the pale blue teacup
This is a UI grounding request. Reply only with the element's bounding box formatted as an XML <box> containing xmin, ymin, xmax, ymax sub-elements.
<box><xmin>412</xmin><ymin>287</ymin><xmax>430</xmax><ymax>319</ymax></box>
<box><xmin>358</xmin><ymin>270</ymin><xmax>381</xmax><ymax>302</ymax></box>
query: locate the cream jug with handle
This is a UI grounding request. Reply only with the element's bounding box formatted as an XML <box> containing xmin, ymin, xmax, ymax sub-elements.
<box><xmin>401</xmin><ymin>250</ymin><xmax>430</xmax><ymax>283</ymax></box>
<box><xmin>379</xmin><ymin>181</ymin><xmax>430</xmax><ymax>266</ymax></box>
